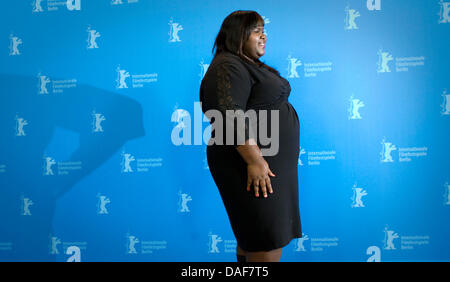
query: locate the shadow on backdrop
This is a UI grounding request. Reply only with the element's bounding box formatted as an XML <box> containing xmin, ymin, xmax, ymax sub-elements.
<box><xmin>0</xmin><ymin>74</ymin><xmax>145</xmax><ymax>261</ymax></box>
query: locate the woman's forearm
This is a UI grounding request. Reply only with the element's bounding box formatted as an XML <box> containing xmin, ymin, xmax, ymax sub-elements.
<box><xmin>236</xmin><ymin>138</ymin><xmax>264</xmax><ymax>165</ymax></box>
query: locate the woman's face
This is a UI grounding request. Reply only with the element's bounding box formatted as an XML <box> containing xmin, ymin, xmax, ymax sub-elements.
<box><xmin>243</xmin><ymin>23</ymin><xmax>266</xmax><ymax>61</ymax></box>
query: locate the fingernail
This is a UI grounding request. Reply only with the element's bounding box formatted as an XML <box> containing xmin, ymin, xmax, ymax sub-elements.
<box><xmin>264</xmin><ymin>194</ymin><xmax>267</xmax><ymax>198</ymax></box>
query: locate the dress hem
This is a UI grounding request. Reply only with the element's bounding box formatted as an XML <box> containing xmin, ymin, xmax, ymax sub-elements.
<box><xmin>238</xmin><ymin>233</ymin><xmax>303</xmax><ymax>253</ymax></box>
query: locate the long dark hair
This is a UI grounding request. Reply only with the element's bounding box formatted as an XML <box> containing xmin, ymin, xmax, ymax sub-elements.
<box><xmin>212</xmin><ymin>10</ymin><xmax>280</xmax><ymax>76</ymax></box>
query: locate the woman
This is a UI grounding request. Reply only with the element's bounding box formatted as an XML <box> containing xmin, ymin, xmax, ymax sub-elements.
<box><xmin>200</xmin><ymin>10</ymin><xmax>302</xmax><ymax>262</ymax></box>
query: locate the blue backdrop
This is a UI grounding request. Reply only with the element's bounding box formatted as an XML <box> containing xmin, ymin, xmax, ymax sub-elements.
<box><xmin>1</xmin><ymin>0</ymin><xmax>449</xmax><ymax>262</ymax></box>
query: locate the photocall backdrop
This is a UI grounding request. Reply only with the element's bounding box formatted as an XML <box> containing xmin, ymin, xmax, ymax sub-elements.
<box><xmin>1</xmin><ymin>0</ymin><xmax>449</xmax><ymax>262</ymax></box>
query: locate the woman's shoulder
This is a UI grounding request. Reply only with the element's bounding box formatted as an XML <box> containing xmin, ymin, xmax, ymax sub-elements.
<box><xmin>207</xmin><ymin>53</ymin><xmax>256</xmax><ymax>85</ymax></box>
<box><xmin>211</xmin><ymin>52</ymin><xmax>248</xmax><ymax>70</ymax></box>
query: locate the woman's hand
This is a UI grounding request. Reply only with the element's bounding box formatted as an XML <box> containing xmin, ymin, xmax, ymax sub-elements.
<box><xmin>235</xmin><ymin>138</ymin><xmax>275</xmax><ymax>198</ymax></box>
<box><xmin>246</xmin><ymin>159</ymin><xmax>276</xmax><ymax>198</ymax></box>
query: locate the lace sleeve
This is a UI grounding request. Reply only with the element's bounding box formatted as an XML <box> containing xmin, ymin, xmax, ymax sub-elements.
<box><xmin>200</xmin><ymin>59</ymin><xmax>253</xmax><ymax>146</ymax></box>
<box><xmin>215</xmin><ymin>63</ymin><xmax>234</xmax><ymax>113</ymax></box>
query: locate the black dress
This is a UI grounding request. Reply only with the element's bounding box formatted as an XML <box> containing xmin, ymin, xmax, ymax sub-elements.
<box><xmin>200</xmin><ymin>51</ymin><xmax>302</xmax><ymax>252</ymax></box>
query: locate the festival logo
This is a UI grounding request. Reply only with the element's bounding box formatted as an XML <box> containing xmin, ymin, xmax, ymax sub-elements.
<box><xmin>351</xmin><ymin>183</ymin><xmax>367</xmax><ymax>208</ymax></box>
<box><xmin>441</xmin><ymin>89</ymin><xmax>450</xmax><ymax>115</ymax></box>
<box><xmin>37</xmin><ymin>73</ymin><xmax>51</xmax><ymax>94</ymax></box>
<box><xmin>287</xmin><ymin>55</ymin><xmax>302</xmax><ymax>78</ymax></box>
<box><xmin>126</xmin><ymin>233</ymin><xmax>140</xmax><ymax>254</ymax></box>
<box><xmin>9</xmin><ymin>34</ymin><xmax>22</xmax><ymax>56</ymax></box>
<box><xmin>116</xmin><ymin>66</ymin><xmax>130</xmax><ymax>89</ymax></box>
<box><xmin>306</xmin><ymin>149</ymin><xmax>336</xmax><ymax>166</ymax></box>
<box><xmin>377</xmin><ymin>49</ymin><xmax>425</xmax><ymax>73</ymax></box>
<box><xmin>32</xmin><ymin>0</ymin><xmax>44</xmax><ymax>12</ymax></box>
<box><xmin>199</xmin><ymin>59</ymin><xmax>210</xmax><ymax>82</ymax></box>
<box><xmin>294</xmin><ymin>233</ymin><xmax>309</xmax><ymax>252</ymax></box>
<box><xmin>86</xmin><ymin>26</ymin><xmax>101</xmax><ymax>49</ymax></box>
<box><xmin>43</xmin><ymin>155</ymin><xmax>82</xmax><ymax>175</ymax></box>
<box><xmin>49</xmin><ymin>236</ymin><xmax>62</xmax><ymax>254</ymax></box>
<box><xmin>294</xmin><ymin>234</ymin><xmax>338</xmax><ymax>252</ymax></box>
<box><xmin>168</xmin><ymin>18</ymin><xmax>183</xmax><ymax>43</ymax></box>
<box><xmin>21</xmin><ymin>195</ymin><xmax>34</xmax><ymax>216</ymax></box>
<box><xmin>345</xmin><ymin>5</ymin><xmax>360</xmax><ymax>30</ymax></box>
<box><xmin>177</xmin><ymin>190</ymin><xmax>192</xmax><ymax>213</ymax></box>
<box><xmin>439</xmin><ymin>0</ymin><xmax>450</xmax><ymax>23</ymax></box>
<box><xmin>380</xmin><ymin>137</ymin><xmax>428</xmax><ymax>163</ymax></box>
<box><xmin>207</xmin><ymin>232</ymin><xmax>223</xmax><ymax>254</ymax></box>
<box><xmin>97</xmin><ymin>194</ymin><xmax>111</xmax><ymax>215</ymax></box>
<box><xmin>262</xmin><ymin>15</ymin><xmax>270</xmax><ymax>36</ymax></box>
<box><xmin>125</xmin><ymin>233</ymin><xmax>167</xmax><ymax>254</ymax></box>
<box><xmin>377</xmin><ymin>49</ymin><xmax>393</xmax><ymax>73</ymax></box>
<box><xmin>43</xmin><ymin>156</ymin><xmax>56</xmax><ymax>175</ymax></box>
<box><xmin>121</xmin><ymin>151</ymin><xmax>135</xmax><ymax>173</ymax></box>
<box><xmin>120</xmin><ymin>150</ymin><xmax>162</xmax><ymax>173</ymax></box>
<box><xmin>297</xmin><ymin>147</ymin><xmax>306</xmax><ymax>166</ymax></box>
<box><xmin>37</xmin><ymin>72</ymin><xmax>77</xmax><ymax>94</ymax></box>
<box><xmin>444</xmin><ymin>182</ymin><xmax>450</xmax><ymax>205</ymax></box>
<box><xmin>115</xmin><ymin>65</ymin><xmax>157</xmax><ymax>89</ymax></box>
<box><xmin>348</xmin><ymin>94</ymin><xmax>365</xmax><ymax>120</ymax></box>
<box><xmin>15</xmin><ymin>115</ymin><xmax>28</xmax><ymax>137</ymax></box>
<box><xmin>383</xmin><ymin>226</ymin><xmax>399</xmax><ymax>250</ymax></box>
<box><xmin>383</xmin><ymin>226</ymin><xmax>430</xmax><ymax>250</ymax></box>
<box><xmin>92</xmin><ymin>110</ymin><xmax>106</xmax><ymax>133</ymax></box>
<box><xmin>380</xmin><ymin>137</ymin><xmax>397</xmax><ymax>163</ymax></box>
<box><xmin>287</xmin><ymin>54</ymin><xmax>332</xmax><ymax>78</ymax></box>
